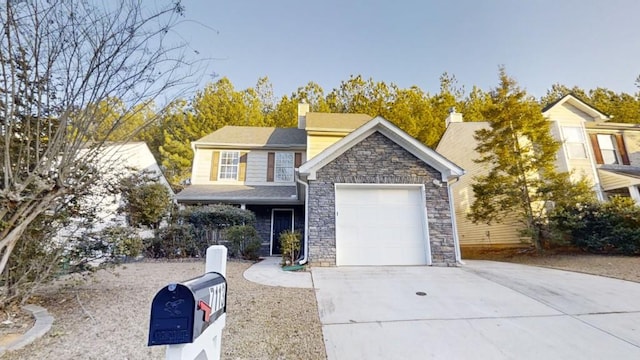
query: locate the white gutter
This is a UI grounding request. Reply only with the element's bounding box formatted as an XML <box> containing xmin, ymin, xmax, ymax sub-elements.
<box><xmin>447</xmin><ymin>177</ymin><xmax>465</xmax><ymax>265</ymax></box>
<box><xmin>295</xmin><ymin>172</ymin><xmax>309</xmax><ymax>265</ymax></box>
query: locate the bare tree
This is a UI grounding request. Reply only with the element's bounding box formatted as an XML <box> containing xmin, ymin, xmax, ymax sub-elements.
<box><xmin>0</xmin><ymin>0</ymin><xmax>198</xmax><ymax>285</ymax></box>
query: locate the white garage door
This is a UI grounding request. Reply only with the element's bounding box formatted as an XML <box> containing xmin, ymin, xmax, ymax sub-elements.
<box><xmin>335</xmin><ymin>184</ymin><xmax>430</xmax><ymax>266</ymax></box>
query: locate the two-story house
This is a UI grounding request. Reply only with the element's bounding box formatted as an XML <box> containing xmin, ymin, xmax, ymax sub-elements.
<box><xmin>436</xmin><ymin>94</ymin><xmax>640</xmax><ymax>252</ymax></box>
<box><xmin>177</xmin><ymin>104</ymin><xmax>465</xmax><ymax>266</ymax></box>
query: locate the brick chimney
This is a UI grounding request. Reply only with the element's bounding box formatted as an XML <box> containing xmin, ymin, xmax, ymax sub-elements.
<box><xmin>445</xmin><ymin>107</ymin><xmax>463</xmax><ymax>127</ymax></box>
<box><xmin>298</xmin><ymin>102</ymin><xmax>310</xmax><ymax>129</ymax></box>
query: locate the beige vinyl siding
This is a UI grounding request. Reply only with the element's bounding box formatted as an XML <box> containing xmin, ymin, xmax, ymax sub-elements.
<box><xmin>624</xmin><ymin>131</ymin><xmax>640</xmax><ymax>166</ymax></box>
<box><xmin>192</xmin><ymin>148</ymin><xmax>214</xmax><ymax>184</ymax></box>
<box><xmin>307</xmin><ymin>133</ymin><xmax>348</xmax><ymax>159</ymax></box>
<box><xmin>450</xmin><ymin>168</ymin><xmax>526</xmax><ymax>248</ymax></box>
<box><xmin>437</xmin><ymin>123</ymin><xmax>528</xmax><ymax>248</ymax></box>
<box><xmin>545</xmin><ymin>103</ymin><xmax>592</xmax><ymax>121</ymax></box>
<box><xmin>193</xmin><ymin>148</ymin><xmax>306</xmax><ymax>186</ymax></box>
<box><xmin>192</xmin><ymin>148</ymin><xmax>248</xmax><ymax>185</ymax></box>
<box><xmin>550</xmin><ymin>106</ymin><xmax>601</xmax><ymax>187</ymax></box>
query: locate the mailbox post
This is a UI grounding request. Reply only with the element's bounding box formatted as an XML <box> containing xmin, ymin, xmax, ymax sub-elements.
<box><xmin>149</xmin><ymin>245</ymin><xmax>228</xmax><ymax>360</ymax></box>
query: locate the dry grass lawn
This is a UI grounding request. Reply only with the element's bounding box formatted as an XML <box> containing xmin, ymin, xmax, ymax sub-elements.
<box><xmin>2</xmin><ymin>251</ymin><xmax>639</xmax><ymax>359</ymax></box>
<box><xmin>2</xmin><ymin>260</ymin><xmax>326</xmax><ymax>360</ymax></box>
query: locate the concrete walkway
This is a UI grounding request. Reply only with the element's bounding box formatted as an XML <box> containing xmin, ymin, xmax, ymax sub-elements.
<box><xmin>313</xmin><ymin>261</ymin><xmax>640</xmax><ymax>360</ymax></box>
<box><xmin>243</xmin><ymin>257</ymin><xmax>313</xmax><ymax>288</ymax></box>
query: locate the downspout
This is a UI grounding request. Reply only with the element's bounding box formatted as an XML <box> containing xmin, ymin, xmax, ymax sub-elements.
<box><xmin>295</xmin><ymin>172</ymin><xmax>309</xmax><ymax>265</ymax></box>
<box><xmin>447</xmin><ymin>177</ymin><xmax>464</xmax><ymax>265</ymax></box>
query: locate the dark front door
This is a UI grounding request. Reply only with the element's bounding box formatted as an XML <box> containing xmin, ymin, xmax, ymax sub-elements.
<box><xmin>272</xmin><ymin>209</ymin><xmax>293</xmax><ymax>255</ymax></box>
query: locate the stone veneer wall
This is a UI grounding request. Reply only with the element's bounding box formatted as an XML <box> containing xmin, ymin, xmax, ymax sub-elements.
<box><xmin>307</xmin><ymin>131</ymin><xmax>457</xmax><ymax>266</ymax></box>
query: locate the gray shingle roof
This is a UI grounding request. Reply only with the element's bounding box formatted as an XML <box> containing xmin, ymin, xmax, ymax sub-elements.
<box><xmin>176</xmin><ymin>185</ymin><xmax>301</xmax><ymax>204</ymax></box>
<box><xmin>599</xmin><ymin>166</ymin><xmax>640</xmax><ymax>179</ymax></box>
<box><xmin>195</xmin><ymin>126</ymin><xmax>306</xmax><ymax>148</ymax></box>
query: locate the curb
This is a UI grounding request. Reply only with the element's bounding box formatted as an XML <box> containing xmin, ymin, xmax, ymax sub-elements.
<box><xmin>0</xmin><ymin>304</ymin><xmax>54</xmax><ymax>355</ymax></box>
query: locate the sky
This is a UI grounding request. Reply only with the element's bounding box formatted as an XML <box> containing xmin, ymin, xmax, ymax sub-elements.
<box><xmin>169</xmin><ymin>0</ymin><xmax>640</xmax><ymax>100</ymax></box>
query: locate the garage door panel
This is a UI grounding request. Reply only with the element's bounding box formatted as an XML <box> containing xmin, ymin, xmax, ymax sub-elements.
<box><xmin>335</xmin><ymin>185</ymin><xmax>429</xmax><ymax>266</ymax></box>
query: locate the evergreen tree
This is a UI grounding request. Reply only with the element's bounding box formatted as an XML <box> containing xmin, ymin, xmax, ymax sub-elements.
<box><xmin>470</xmin><ymin>68</ymin><xmax>570</xmax><ymax>250</ymax></box>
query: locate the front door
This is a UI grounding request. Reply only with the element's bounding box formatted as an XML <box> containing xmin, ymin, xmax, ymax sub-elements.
<box><xmin>271</xmin><ymin>209</ymin><xmax>294</xmax><ymax>255</ymax></box>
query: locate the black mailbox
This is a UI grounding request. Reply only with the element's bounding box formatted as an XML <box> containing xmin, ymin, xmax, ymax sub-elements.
<box><xmin>148</xmin><ymin>272</ymin><xmax>226</xmax><ymax>346</ymax></box>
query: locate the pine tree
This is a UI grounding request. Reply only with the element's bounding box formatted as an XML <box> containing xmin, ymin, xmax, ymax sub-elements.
<box><xmin>470</xmin><ymin>68</ymin><xmax>571</xmax><ymax>250</ymax></box>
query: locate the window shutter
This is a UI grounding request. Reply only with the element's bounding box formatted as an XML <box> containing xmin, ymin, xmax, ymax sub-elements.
<box><xmin>589</xmin><ymin>134</ymin><xmax>603</xmax><ymax>164</ymax></box>
<box><xmin>294</xmin><ymin>152</ymin><xmax>302</xmax><ymax>168</ymax></box>
<box><xmin>238</xmin><ymin>152</ymin><xmax>248</xmax><ymax>181</ymax></box>
<box><xmin>615</xmin><ymin>134</ymin><xmax>630</xmax><ymax>165</ymax></box>
<box><xmin>210</xmin><ymin>151</ymin><xmax>220</xmax><ymax>181</ymax></box>
<box><xmin>267</xmin><ymin>152</ymin><xmax>275</xmax><ymax>182</ymax></box>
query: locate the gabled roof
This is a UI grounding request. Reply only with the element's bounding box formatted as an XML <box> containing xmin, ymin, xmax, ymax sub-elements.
<box><xmin>541</xmin><ymin>94</ymin><xmax>609</xmax><ymax>121</ymax></box>
<box><xmin>298</xmin><ymin>116</ymin><xmax>465</xmax><ymax>181</ymax></box>
<box><xmin>194</xmin><ymin>126</ymin><xmax>306</xmax><ymax>149</ymax></box>
<box><xmin>305</xmin><ymin>112</ymin><xmax>372</xmax><ymax>132</ymax></box>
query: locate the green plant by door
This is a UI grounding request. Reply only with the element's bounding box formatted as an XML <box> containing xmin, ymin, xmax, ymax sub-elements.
<box><xmin>279</xmin><ymin>230</ymin><xmax>301</xmax><ymax>266</ymax></box>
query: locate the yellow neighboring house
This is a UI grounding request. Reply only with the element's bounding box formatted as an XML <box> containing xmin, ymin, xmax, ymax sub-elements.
<box><xmin>437</xmin><ymin>94</ymin><xmax>640</xmax><ymax>251</ymax></box>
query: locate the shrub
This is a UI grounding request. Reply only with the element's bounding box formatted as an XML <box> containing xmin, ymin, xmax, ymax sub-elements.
<box><xmin>225</xmin><ymin>225</ymin><xmax>261</xmax><ymax>260</ymax></box>
<box><xmin>179</xmin><ymin>205</ymin><xmax>256</xmax><ymax>248</ymax></box>
<box><xmin>549</xmin><ymin>196</ymin><xmax>640</xmax><ymax>255</ymax></box>
<box><xmin>119</xmin><ymin>170</ymin><xmax>173</xmax><ymax>228</ymax></box>
<box><xmin>99</xmin><ymin>226</ymin><xmax>144</xmax><ymax>258</ymax></box>
<box><xmin>145</xmin><ymin>224</ymin><xmax>201</xmax><ymax>258</ymax></box>
<box><xmin>226</xmin><ymin>225</ymin><xmax>262</xmax><ymax>260</ymax></box>
<box><xmin>279</xmin><ymin>230</ymin><xmax>301</xmax><ymax>265</ymax></box>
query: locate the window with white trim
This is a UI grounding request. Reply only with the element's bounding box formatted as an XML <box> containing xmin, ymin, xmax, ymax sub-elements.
<box><xmin>562</xmin><ymin>126</ymin><xmax>587</xmax><ymax>159</ymax></box>
<box><xmin>275</xmin><ymin>152</ymin><xmax>294</xmax><ymax>182</ymax></box>
<box><xmin>596</xmin><ymin>134</ymin><xmax>619</xmax><ymax>164</ymax></box>
<box><xmin>218</xmin><ymin>151</ymin><xmax>240</xmax><ymax>180</ymax></box>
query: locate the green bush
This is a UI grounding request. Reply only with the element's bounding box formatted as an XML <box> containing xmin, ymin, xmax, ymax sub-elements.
<box><xmin>119</xmin><ymin>170</ymin><xmax>173</xmax><ymax>228</ymax></box>
<box><xmin>226</xmin><ymin>225</ymin><xmax>262</xmax><ymax>260</ymax></box>
<box><xmin>549</xmin><ymin>196</ymin><xmax>640</xmax><ymax>255</ymax></box>
<box><xmin>99</xmin><ymin>226</ymin><xmax>144</xmax><ymax>258</ymax></box>
<box><xmin>179</xmin><ymin>204</ymin><xmax>256</xmax><ymax>248</ymax></box>
<box><xmin>145</xmin><ymin>224</ymin><xmax>202</xmax><ymax>258</ymax></box>
<box><xmin>279</xmin><ymin>230</ymin><xmax>301</xmax><ymax>265</ymax></box>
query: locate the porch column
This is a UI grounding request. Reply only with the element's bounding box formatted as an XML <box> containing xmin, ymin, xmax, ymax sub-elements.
<box><xmin>629</xmin><ymin>185</ymin><xmax>640</xmax><ymax>204</ymax></box>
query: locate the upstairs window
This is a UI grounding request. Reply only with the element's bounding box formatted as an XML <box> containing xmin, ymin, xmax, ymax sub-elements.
<box><xmin>218</xmin><ymin>151</ymin><xmax>239</xmax><ymax>180</ymax></box>
<box><xmin>562</xmin><ymin>126</ymin><xmax>587</xmax><ymax>159</ymax></box>
<box><xmin>267</xmin><ymin>152</ymin><xmax>301</xmax><ymax>182</ymax></box>
<box><xmin>596</xmin><ymin>134</ymin><xmax>619</xmax><ymax>164</ymax></box>
<box><xmin>275</xmin><ymin>152</ymin><xmax>294</xmax><ymax>182</ymax></box>
<box><xmin>589</xmin><ymin>133</ymin><xmax>630</xmax><ymax>166</ymax></box>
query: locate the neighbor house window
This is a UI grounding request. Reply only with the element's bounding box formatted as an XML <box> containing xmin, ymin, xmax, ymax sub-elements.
<box><xmin>218</xmin><ymin>151</ymin><xmax>240</xmax><ymax>180</ymax></box>
<box><xmin>562</xmin><ymin>126</ymin><xmax>587</xmax><ymax>159</ymax></box>
<box><xmin>596</xmin><ymin>134</ymin><xmax>619</xmax><ymax>164</ymax></box>
<box><xmin>275</xmin><ymin>152</ymin><xmax>294</xmax><ymax>182</ymax></box>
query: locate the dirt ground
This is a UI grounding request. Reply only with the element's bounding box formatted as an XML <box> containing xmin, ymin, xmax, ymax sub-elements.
<box><xmin>1</xmin><ymin>260</ymin><xmax>326</xmax><ymax>360</ymax></box>
<box><xmin>463</xmin><ymin>247</ymin><xmax>640</xmax><ymax>283</ymax></box>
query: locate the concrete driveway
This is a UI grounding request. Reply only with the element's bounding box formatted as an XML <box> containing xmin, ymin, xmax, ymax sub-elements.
<box><xmin>311</xmin><ymin>260</ymin><xmax>640</xmax><ymax>359</ymax></box>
